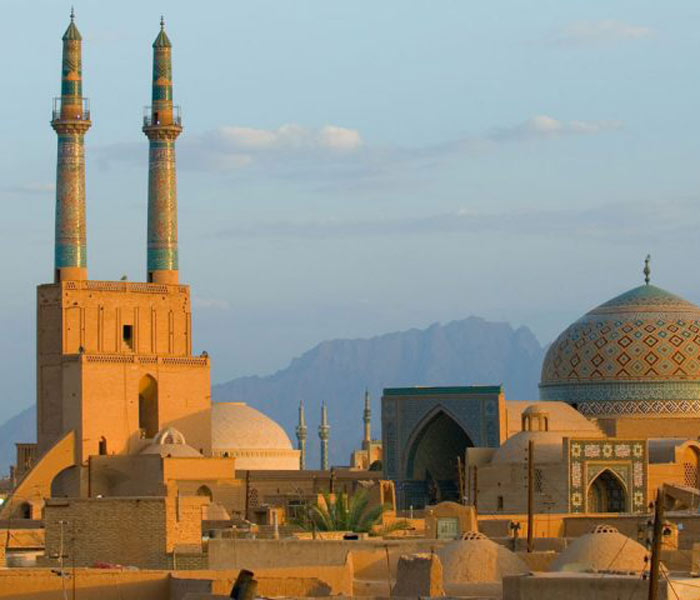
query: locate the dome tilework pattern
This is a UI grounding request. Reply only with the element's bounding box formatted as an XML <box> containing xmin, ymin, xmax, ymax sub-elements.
<box><xmin>540</xmin><ymin>285</ymin><xmax>700</xmax><ymax>413</ymax></box>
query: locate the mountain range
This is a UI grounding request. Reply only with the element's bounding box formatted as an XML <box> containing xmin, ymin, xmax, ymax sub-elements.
<box><xmin>0</xmin><ymin>316</ymin><xmax>546</xmax><ymax>474</ymax></box>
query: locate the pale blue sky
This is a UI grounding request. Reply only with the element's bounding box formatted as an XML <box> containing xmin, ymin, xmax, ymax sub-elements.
<box><xmin>2</xmin><ymin>1</ymin><xmax>700</xmax><ymax>422</ymax></box>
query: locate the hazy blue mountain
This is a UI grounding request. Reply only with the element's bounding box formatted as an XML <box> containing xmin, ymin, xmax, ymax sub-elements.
<box><xmin>213</xmin><ymin>317</ymin><xmax>545</xmax><ymax>467</ymax></box>
<box><xmin>0</xmin><ymin>317</ymin><xmax>545</xmax><ymax>474</ymax></box>
<box><xmin>0</xmin><ymin>404</ymin><xmax>35</xmax><ymax>476</ymax></box>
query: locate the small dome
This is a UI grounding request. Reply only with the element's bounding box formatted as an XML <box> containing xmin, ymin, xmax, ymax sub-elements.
<box><xmin>437</xmin><ymin>538</ymin><xmax>529</xmax><ymax>583</ymax></box>
<box><xmin>212</xmin><ymin>403</ymin><xmax>293</xmax><ymax>451</ymax></box>
<box><xmin>140</xmin><ymin>427</ymin><xmax>202</xmax><ymax>458</ymax></box>
<box><xmin>491</xmin><ymin>431</ymin><xmax>567</xmax><ymax>464</ymax></box>
<box><xmin>550</xmin><ymin>530</ymin><xmax>651</xmax><ymax>573</ymax></box>
<box><xmin>540</xmin><ymin>284</ymin><xmax>700</xmax><ymax>416</ymax></box>
<box><xmin>523</xmin><ymin>404</ymin><xmax>549</xmax><ymax>417</ymax></box>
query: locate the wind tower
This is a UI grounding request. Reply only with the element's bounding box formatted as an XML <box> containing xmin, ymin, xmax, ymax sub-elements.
<box><xmin>296</xmin><ymin>400</ymin><xmax>307</xmax><ymax>469</ymax></box>
<box><xmin>363</xmin><ymin>389</ymin><xmax>371</xmax><ymax>448</ymax></box>
<box><xmin>51</xmin><ymin>8</ymin><xmax>90</xmax><ymax>282</ymax></box>
<box><xmin>143</xmin><ymin>17</ymin><xmax>182</xmax><ymax>284</ymax></box>
<box><xmin>319</xmin><ymin>401</ymin><xmax>330</xmax><ymax>470</ymax></box>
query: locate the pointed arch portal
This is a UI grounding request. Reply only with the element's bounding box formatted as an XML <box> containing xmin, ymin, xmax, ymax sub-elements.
<box><xmin>587</xmin><ymin>469</ymin><xmax>627</xmax><ymax>513</ymax></box>
<box><xmin>405</xmin><ymin>410</ymin><xmax>473</xmax><ymax>508</ymax></box>
<box><xmin>138</xmin><ymin>374</ymin><xmax>159</xmax><ymax>438</ymax></box>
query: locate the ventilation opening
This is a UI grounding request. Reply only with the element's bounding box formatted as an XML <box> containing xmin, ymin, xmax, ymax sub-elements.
<box><xmin>123</xmin><ymin>324</ymin><xmax>133</xmax><ymax>349</ymax></box>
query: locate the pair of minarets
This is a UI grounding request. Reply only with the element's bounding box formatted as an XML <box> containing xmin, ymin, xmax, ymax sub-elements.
<box><xmin>295</xmin><ymin>400</ymin><xmax>330</xmax><ymax>470</ymax></box>
<box><xmin>52</xmin><ymin>11</ymin><xmax>180</xmax><ymax>285</ymax></box>
<box><xmin>295</xmin><ymin>391</ymin><xmax>372</xmax><ymax>470</ymax></box>
<box><xmin>295</xmin><ymin>399</ymin><xmax>331</xmax><ymax>470</ymax></box>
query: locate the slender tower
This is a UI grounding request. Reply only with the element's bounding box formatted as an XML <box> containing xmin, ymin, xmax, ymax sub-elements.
<box><xmin>363</xmin><ymin>389</ymin><xmax>372</xmax><ymax>448</ymax></box>
<box><xmin>143</xmin><ymin>17</ymin><xmax>182</xmax><ymax>284</ymax></box>
<box><xmin>319</xmin><ymin>401</ymin><xmax>330</xmax><ymax>471</ymax></box>
<box><xmin>51</xmin><ymin>8</ymin><xmax>91</xmax><ymax>282</ymax></box>
<box><xmin>295</xmin><ymin>399</ymin><xmax>307</xmax><ymax>470</ymax></box>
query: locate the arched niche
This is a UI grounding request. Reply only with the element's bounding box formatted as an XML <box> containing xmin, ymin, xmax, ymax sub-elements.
<box><xmin>196</xmin><ymin>485</ymin><xmax>213</xmax><ymax>501</ymax></box>
<box><xmin>138</xmin><ymin>374</ymin><xmax>159</xmax><ymax>438</ymax></box>
<box><xmin>681</xmin><ymin>445</ymin><xmax>700</xmax><ymax>489</ymax></box>
<box><xmin>50</xmin><ymin>465</ymin><xmax>79</xmax><ymax>498</ymax></box>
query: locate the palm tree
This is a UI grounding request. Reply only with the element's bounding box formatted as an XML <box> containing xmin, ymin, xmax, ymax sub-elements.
<box><xmin>297</xmin><ymin>488</ymin><xmax>391</xmax><ymax>533</ymax></box>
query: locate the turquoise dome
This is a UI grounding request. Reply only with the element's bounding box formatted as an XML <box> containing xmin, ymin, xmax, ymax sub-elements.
<box><xmin>540</xmin><ymin>284</ymin><xmax>700</xmax><ymax>417</ymax></box>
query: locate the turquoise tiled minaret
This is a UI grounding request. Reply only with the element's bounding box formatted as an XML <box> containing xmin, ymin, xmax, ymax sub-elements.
<box><xmin>319</xmin><ymin>401</ymin><xmax>330</xmax><ymax>470</ymax></box>
<box><xmin>296</xmin><ymin>400</ymin><xmax>307</xmax><ymax>470</ymax></box>
<box><xmin>143</xmin><ymin>17</ymin><xmax>182</xmax><ymax>284</ymax></box>
<box><xmin>52</xmin><ymin>9</ymin><xmax>91</xmax><ymax>282</ymax></box>
<box><xmin>363</xmin><ymin>389</ymin><xmax>371</xmax><ymax>446</ymax></box>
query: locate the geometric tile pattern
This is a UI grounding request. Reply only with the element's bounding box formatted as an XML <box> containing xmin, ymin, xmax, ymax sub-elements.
<box><xmin>577</xmin><ymin>398</ymin><xmax>700</xmax><ymax>416</ymax></box>
<box><xmin>569</xmin><ymin>439</ymin><xmax>647</xmax><ymax>514</ymax></box>
<box><xmin>541</xmin><ymin>284</ymin><xmax>700</xmax><ymax>413</ymax></box>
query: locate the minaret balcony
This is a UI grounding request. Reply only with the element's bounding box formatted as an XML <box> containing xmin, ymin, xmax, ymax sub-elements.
<box><xmin>143</xmin><ymin>105</ymin><xmax>182</xmax><ymax>127</ymax></box>
<box><xmin>52</xmin><ymin>97</ymin><xmax>90</xmax><ymax>122</ymax></box>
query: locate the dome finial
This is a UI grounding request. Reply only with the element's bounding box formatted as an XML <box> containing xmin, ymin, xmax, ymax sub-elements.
<box><xmin>644</xmin><ymin>254</ymin><xmax>651</xmax><ymax>285</ymax></box>
<box><xmin>70</xmin><ymin>6</ymin><xmax>75</xmax><ymax>22</ymax></box>
<box><xmin>160</xmin><ymin>15</ymin><xmax>165</xmax><ymax>30</ymax></box>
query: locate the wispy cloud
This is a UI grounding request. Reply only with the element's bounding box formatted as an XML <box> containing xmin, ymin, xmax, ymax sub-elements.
<box><xmin>192</xmin><ymin>296</ymin><xmax>231</xmax><ymax>310</ymax></box>
<box><xmin>487</xmin><ymin>115</ymin><xmax>623</xmax><ymax>142</ymax></box>
<box><xmin>3</xmin><ymin>182</ymin><xmax>55</xmax><ymax>195</ymax></box>
<box><xmin>212</xmin><ymin>198</ymin><xmax>696</xmax><ymax>244</ymax></box>
<box><xmin>94</xmin><ymin>115</ymin><xmax>622</xmax><ymax>190</ymax></box>
<box><xmin>552</xmin><ymin>20</ymin><xmax>654</xmax><ymax>45</ymax></box>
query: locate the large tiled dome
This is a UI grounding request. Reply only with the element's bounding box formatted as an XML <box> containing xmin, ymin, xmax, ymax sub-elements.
<box><xmin>540</xmin><ymin>284</ymin><xmax>700</xmax><ymax>417</ymax></box>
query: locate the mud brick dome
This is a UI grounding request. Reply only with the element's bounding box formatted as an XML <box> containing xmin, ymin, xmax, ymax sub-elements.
<box><xmin>540</xmin><ymin>284</ymin><xmax>700</xmax><ymax>417</ymax></box>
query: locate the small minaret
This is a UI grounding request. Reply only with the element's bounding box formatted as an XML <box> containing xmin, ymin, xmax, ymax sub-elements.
<box><xmin>362</xmin><ymin>389</ymin><xmax>372</xmax><ymax>449</ymax></box>
<box><xmin>319</xmin><ymin>401</ymin><xmax>330</xmax><ymax>471</ymax></box>
<box><xmin>295</xmin><ymin>399</ymin><xmax>307</xmax><ymax>470</ymax></box>
<box><xmin>143</xmin><ymin>17</ymin><xmax>182</xmax><ymax>285</ymax></box>
<box><xmin>52</xmin><ymin>9</ymin><xmax>91</xmax><ymax>282</ymax></box>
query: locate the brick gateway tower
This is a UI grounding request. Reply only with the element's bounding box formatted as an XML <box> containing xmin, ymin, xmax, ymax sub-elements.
<box><xmin>5</xmin><ymin>14</ymin><xmax>211</xmax><ymax>512</ymax></box>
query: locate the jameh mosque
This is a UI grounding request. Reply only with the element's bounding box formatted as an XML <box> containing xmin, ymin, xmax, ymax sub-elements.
<box><xmin>4</xmin><ymin>11</ymin><xmax>700</xmax><ymax>599</ymax></box>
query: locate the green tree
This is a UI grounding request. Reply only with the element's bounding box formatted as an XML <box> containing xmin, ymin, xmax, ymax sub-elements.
<box><xmin>297</xmin><ymin>488</ymin><xmax>391</xmax><ymax>533</ymax></box>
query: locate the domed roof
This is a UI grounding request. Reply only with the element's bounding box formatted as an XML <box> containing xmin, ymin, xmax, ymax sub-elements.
<box><xmin>212</xmin><ymin>403</ymin><xmax>293</xmax><ymax>451</ymax></box>
<box><xmin>550</xmin><ymin>528</ymin><xmax>651</xmax><ymax>573</ymax></box>
<box><xmin>140</xmin><ymin>427</ymin><xmax>202</xmax><ymax>458</ymax></box>
<box><xmin>437</xmin><ymin>537</ymin><xmax>529</xmax><ymax>583</ymax></box>
<box><xmin>540</xmin><ymin>283</ymin><xmax>700</xmax><ymax>416</ymax></box>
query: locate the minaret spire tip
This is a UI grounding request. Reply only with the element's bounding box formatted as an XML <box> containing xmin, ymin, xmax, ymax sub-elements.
<box><xmin>644</xmin><ymin>254</ymin><xmax>651</xmax><ymax>285</ymax></box>
<box><xmin>160</xmin><ymin>15</ymin><xmax>165</xmax><ymax>30</ymax></box>
<box><xmin>70</xmin><ymin>6</ymin><xmax>75</xmax><ymax>22</ymax></box>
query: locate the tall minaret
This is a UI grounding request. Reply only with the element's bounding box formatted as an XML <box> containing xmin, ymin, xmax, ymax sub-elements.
<box><xmin>319</xmin><ymin>401</ymin><xmax>330</xmax><ymax>471</ymax></box>
<box><xmin>295</xmin><ymin>400</ymin><xmax>307</xmax><ymax>470</ymax></box>
<box><xmin>52</xmin><ymin>8</ymin><xmax>91</xmax><ymax>282</ymax></box>
<box><xmin>143</xmin><ymin>17</ymin><xmax>182</xmax><ymax>284</ymax></box>
<box><xmin>363</xmin><ymin>389</ymin><xmax>372</xmax><ymax>448</ymax></box>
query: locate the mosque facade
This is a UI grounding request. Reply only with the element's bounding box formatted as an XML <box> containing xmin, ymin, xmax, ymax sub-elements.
<box><xmin>383</xmin><ymin>262</ymin><xmax>700</xmax><ymax>513</ymax></box>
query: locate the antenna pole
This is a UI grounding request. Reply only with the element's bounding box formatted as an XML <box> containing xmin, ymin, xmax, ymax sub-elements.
<box><xmin>527</xmin><ymin>440</ymin><xmax>535</xmax><ymax>553</ymax></box>
<box><xmin>648</xmin><ymin>487</ymin><xmax>665</xmax><ymax>600</ymax></box>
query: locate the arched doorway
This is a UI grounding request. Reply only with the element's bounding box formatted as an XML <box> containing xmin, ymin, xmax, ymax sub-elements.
<box><xmin>14</xmin><ymin>502</ymin><xmax>32</xmax><ymax>519</ymax></box>
<box><xmin>196</xmin><ymin>485</ymin><xmax>213</xmax><ymax>501</ymax></box>
<box><xmin>405</xmin><ymin>410</ymin><xmax>472</xmax><ymax>507</ymax></box>
<box><xmin>587</xmin><ymin>469</ymin><xmax>627</xmax><ymax>513</ymax></box>
<box><xmin>138</xmin><ymin>375</ymin><xmax>159</xmax><ymax>438</ymax></box>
